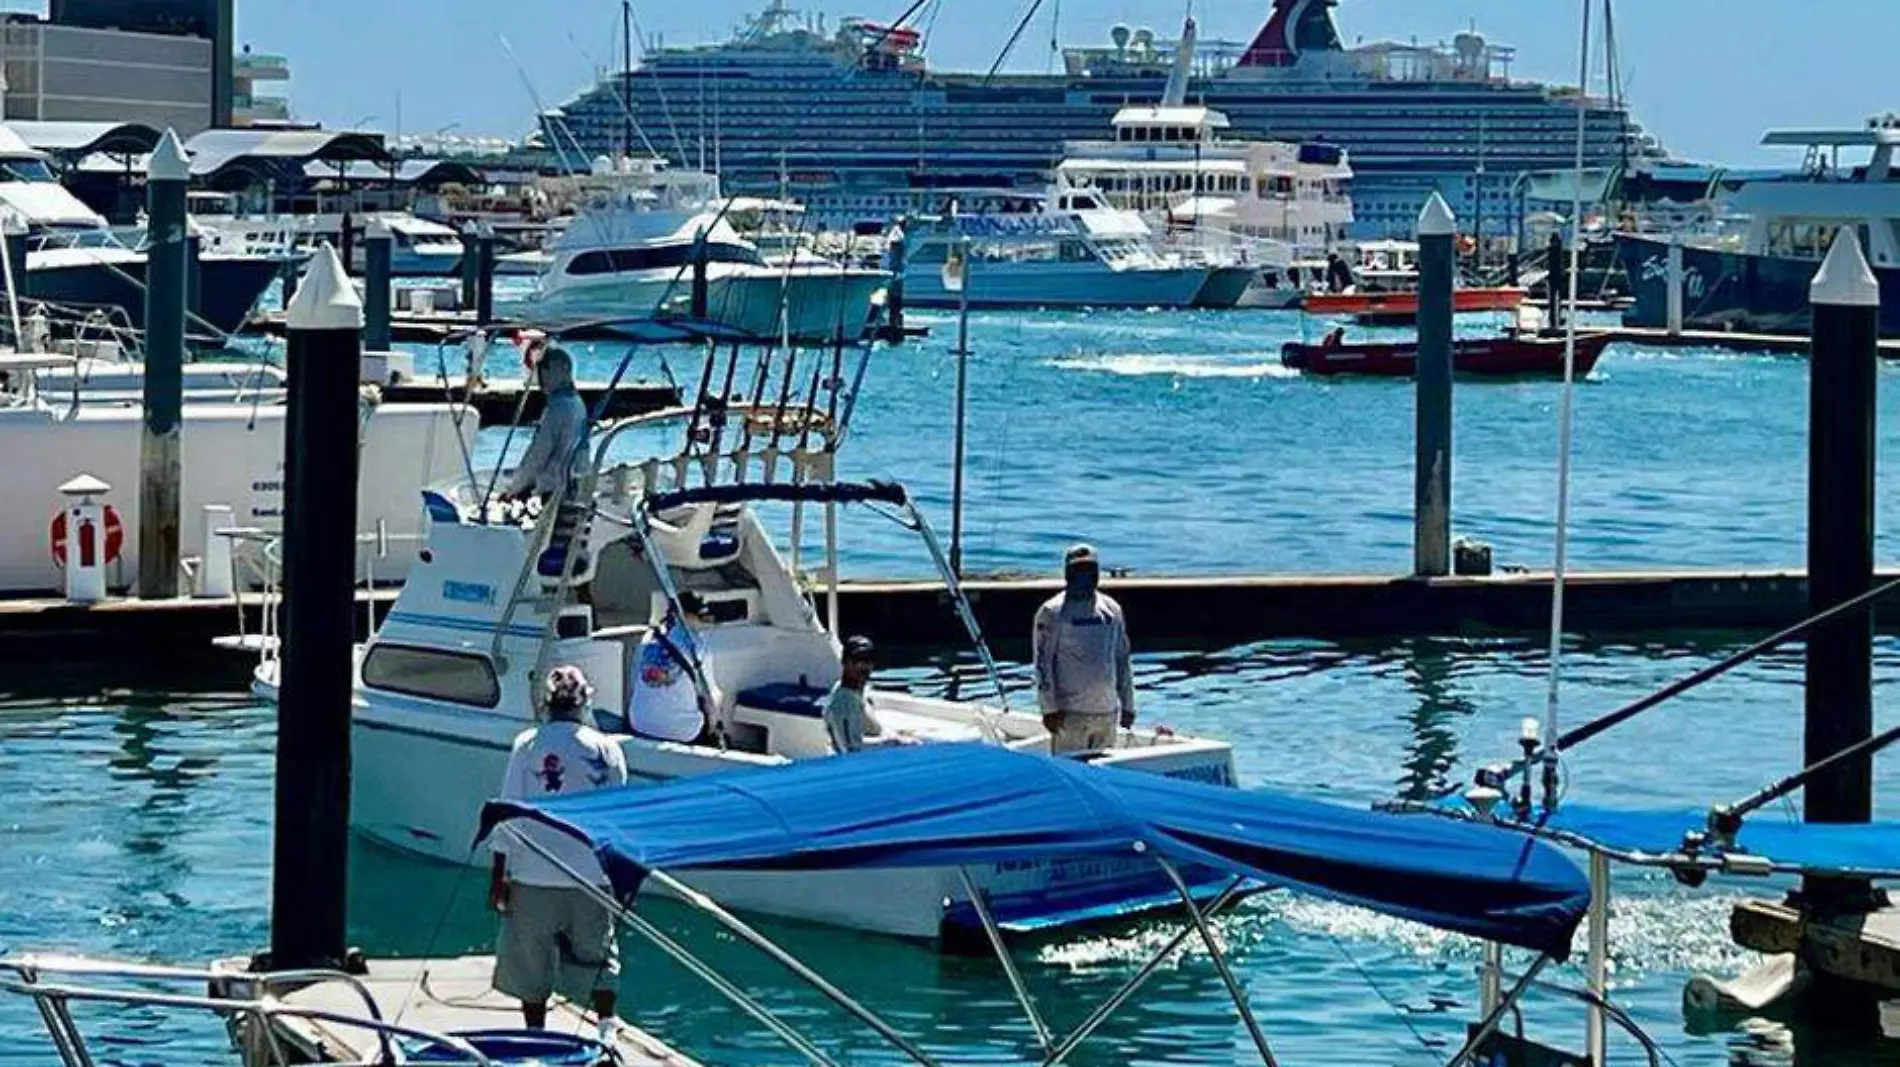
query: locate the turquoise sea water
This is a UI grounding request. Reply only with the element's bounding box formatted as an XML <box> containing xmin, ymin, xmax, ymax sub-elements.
<box><xmin>7</xmin><ymin>306</ymin><xmax>1900</xmax><ymax>1064</ymax></box>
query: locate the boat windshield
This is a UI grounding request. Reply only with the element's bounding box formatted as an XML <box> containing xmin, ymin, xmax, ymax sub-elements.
<box><xmin>565</xmin><ymin>241</ymin><xmax>765</xmax><ymax>275</ymax></box>
<box><xmin>0</xmin><ymin>158</ymin><xmax>56</xmax><ymax>184</ymax></box>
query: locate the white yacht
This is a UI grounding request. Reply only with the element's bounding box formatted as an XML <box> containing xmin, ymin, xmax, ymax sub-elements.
<box><xmin>0</xmin><ymin>131</ymin><xmax>279</xmax><ymax>335</ymax></box>
<box><xmin>248</xmin><ymin>343</ymin><xmax>1237</xmax><ymax>942</ymax></box>
<box><xmin>1617</xmin><ymin>114</ymin><xmax>1900</xmax><ymax>334</ymax></box>
<box><xmin>1051</xmin><ymin>18</ymin><xmax>1355</xmax><ymax>309</ymax></box>
<box><xmin>514</xmin><ymin>159</ymin><xmax>889</xmax><ymax>342</ymax></box>
<box><xmin>190</xmin><ymin>209</ymin><xmax>467</xmax><ymax>277</ymax></box>
<box><xmin>899</xmin><ymin>188</ymin><xmax>1218</xmax><ymax>309</ymax></box>
<box><xmin>0</xmin><ymin>320</ymin><xmax>474</xmax><ymax>595</ymax></box>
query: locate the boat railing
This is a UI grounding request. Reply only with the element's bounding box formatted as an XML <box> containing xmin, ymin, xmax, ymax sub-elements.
<box><xmin>0</xmin><ymin>953</ymin><xmax>498</xmax><ymax>1067</ymax></box>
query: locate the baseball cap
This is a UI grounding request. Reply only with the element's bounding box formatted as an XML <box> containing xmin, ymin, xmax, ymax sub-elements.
<box><xmin>842</xmin><ymin>635</ymin><xmax>876</xmax><ymax>662</ymax></box>
<box><xmin>1065</xmin><ymin>543</ymin><xmax>1099</xmax><ymax>567</ymax></box>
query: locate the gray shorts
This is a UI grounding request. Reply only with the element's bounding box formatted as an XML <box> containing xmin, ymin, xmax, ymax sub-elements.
<box><xmin>494</xmin><ymin>884</ymin><xmax>620</xmax><ymax>1003</ymax></box>
<box><xmin>1050</xmin><ymin>712</ymin><xmax>1116</xmax><ymax>755</ymax></box>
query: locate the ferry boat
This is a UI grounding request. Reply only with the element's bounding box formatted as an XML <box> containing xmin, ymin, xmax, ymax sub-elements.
<box><xmin>1051</xmin><ymin>17</ymin><xmax>1355</xmax><ymax>308</ymax></box>
<box><xmin>546</xmin><ymin>0</ymin><xmax>1655</xmax><ymax>241</ymax></box>
<box><xmin>898</xmin><ymin>188</ymin><xmax>1220</xmax><ymax>309</ymax></box>
<box><xmin>512</xmin><ymin>159</ymin><xmax>889</xmax><ymax>342</ymax></box>
<box><xmin>1616</xmin><ymin>115</ymin><xmax>1900</xmax><ymax>335</ymax></box>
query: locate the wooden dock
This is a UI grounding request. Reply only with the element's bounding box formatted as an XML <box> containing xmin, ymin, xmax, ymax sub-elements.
<box><xmin>1605</xmin><ymin>325</ymin><xmax>1900</xmax><ymax>357</ymax></box>
<box><xmin>0</xmin><ymin>567</ymin><xmax>1850</xmax><ymax>683</ymax></box>
<box><xmin>1731</xmin><ymin>898</ymin><xmax>1900</xmax><ymax>992</ymax></box>
<box><xmin>245</xmin><ymin>308</ymin><xmax>508</xmax><ymax>344</ymax></box>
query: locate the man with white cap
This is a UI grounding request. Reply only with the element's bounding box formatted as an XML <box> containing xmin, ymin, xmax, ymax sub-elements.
<box><xmin>490</xmin><ymin>664</ymin><xmax>629</xmax><ymax>1033</ymax></box>
<box><xmin>1033</xmin><ymin>544</ymin><xmax>1135</xmax><ymax>754</ymax></box>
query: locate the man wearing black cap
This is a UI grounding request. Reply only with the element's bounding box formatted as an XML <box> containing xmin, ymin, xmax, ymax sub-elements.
<box><xmin>824</xmin><ymin>635</ymin><xmax>886</xmax><ymax>754</ymax></box>
<box><xmin>1033</xmin><ymin>544</ymin><xmax>1135</xmax><ymax>754</ymax></box>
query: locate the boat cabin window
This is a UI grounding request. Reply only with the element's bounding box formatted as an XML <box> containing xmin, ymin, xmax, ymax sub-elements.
<box><xmin>361</xmin><ymin>644</ymin><xmax>501</xmax><ymax>707</ymax></box>
<box><xmin>0</xmin><ymin>158</ymin><xmax>56</xmax><ymax>183</ymax></box>
<box><xmin>566</xmin><ymin>242</ymin><xmax>764</xmax><ymax>276</ymax></box>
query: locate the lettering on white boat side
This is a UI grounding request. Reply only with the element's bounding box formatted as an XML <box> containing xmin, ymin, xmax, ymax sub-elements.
<box><xmin>1160</xmin><ymin>762</ymin><xmax>1233</xmax><ymax>787</ymax></box>
<box><xmin>1638</xmin><ymin>254</ymin><xmax>1706</xmax><ymax>300</ymax></box>
<box><xmin>442</xmin><ymin>580</ymin><xmax>497</xmax><ymax>605</ymax></box>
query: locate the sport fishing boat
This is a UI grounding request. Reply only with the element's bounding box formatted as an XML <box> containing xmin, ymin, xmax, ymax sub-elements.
<box><xmin>1617</xmin><ymin>115</ymin><xmax>1900</xmax><ymax>334</ymax></box>
<box><xmin>192</xmin><ymin>210</ymin><xmax>467</xmax><ymax>277</ymax></box>
<box><xmin>514</xmin><ymin>159</ymin><xmax>889</xmax><ymax>342</ymax></box>
<box><xmin>899</xmin><ymin>188</ymin><xmax>1219</xmax><ymax>309</ymax></box>
<box><xmin>251</xmin><ymin>330</ymin><xmax>1237</xmax><ymax>942</ymax></box>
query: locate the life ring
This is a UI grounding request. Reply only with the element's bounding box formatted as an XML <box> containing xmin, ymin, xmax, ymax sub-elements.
<box><xmin>51</xmin><ymin>505</ymin><xmax>124</xmax><ymax>567</ymax></box>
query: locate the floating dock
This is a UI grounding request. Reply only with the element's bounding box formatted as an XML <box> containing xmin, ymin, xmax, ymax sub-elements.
<box><xmin>1605</xmin><ymin>325</ymin><xmax>1900</xmax><ymax>357</ymax></box>
<box><xmin>0</xmin><ymin>568</ymin><xmax>1839</xmax><ymax>682</ymax></box>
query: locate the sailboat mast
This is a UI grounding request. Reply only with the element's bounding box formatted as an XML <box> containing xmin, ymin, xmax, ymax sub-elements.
<box><xmin>621</xmin><ymin>0</ymin><xmax>634</xmax><ymax>162</ymax></box>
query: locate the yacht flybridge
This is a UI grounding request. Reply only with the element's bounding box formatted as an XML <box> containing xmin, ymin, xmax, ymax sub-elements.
<box><xmin>251</xmin><ymin>325</ymin><xmax>1237</xmax><ymax>942</ymax></box>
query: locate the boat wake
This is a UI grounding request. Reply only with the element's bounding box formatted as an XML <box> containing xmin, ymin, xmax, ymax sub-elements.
<box><xmin>1050</xmin><ymin>352</ymin><xmax>1299</xmax><ymax>379</ymax></box>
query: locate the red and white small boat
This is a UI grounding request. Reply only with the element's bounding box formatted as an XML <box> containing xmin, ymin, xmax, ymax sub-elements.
<box><xmin>1282</xmin><ymin>329</ymin><xmax>1613</xmax><ymax>378</ymax></box>
<box><xmin>1302</xmin><ymin>286</ymin><xmax>1527</xmax><ymax>321</ymax></box>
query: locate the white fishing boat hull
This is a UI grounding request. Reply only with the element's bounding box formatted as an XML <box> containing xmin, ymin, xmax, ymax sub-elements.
<box><xmin>348</xmin><ymin>687</ymin><xmax>1237</xmax><ymax>940</ymax></box>
<box><xmin>516</xmin><ymin>263</ymin><xmax>888</xmax><ymax>342</ymax></box>
<box><xmin>0</xmin><ymin>399</ymin><xmax>473</xmax><ymax>594</ymax></box>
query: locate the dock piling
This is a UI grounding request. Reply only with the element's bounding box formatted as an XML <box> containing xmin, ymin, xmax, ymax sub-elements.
<box><xmin>1545</xmin><ymin>232</ymin><xmax>1565</xmax><ymax>330</ymax></box>
<box><xmin>184</xmin><ymin>233</ymin><xmax>202</xmax><ymax>329</ymax></box>
<box><xmin>363</xmin><ymin>219</ymin><xmax>392</xmax><ymax>352</ymax></box>
<box><xmin>1666</xmin><ymin>234</ymin><xmax>1685</xmax><ymax>337</ymax></box>
<box><xmin>337</xmin><ymin>212</ymin><xmax>355</xmax><ymax>279</ymax></box>
<box><xmin>887</xmin><ymin>221</ymin><xmax>907</xmax><ymax>339</ymax></box>
<box><xmin>459</xmin><ymin>222</ymin><xmax>479</xmax><ymax>310</ymax></box>
<box><xmin>690</xmin><ymin>229</ymin><xmax>709</xmax><ymax>321</ymax></box>
<box><xmin>138</xmin><ymin>129</ymin><xmax>189</xmax><ymax>600</ymax></box>
<box><xmin>269</xmin><ymin>243</ymin><xmax>364</xmax><ymax>971</ymax></box>
<box><xmin>4</xmin><ymin>226</ymin><xmax>28</xmax><ymax>305</ymax></box>
<box><xmin>1804</xmin><ymin>230</ymin><xmax>1880</xmax><ymax>835</ymax></box>
<box><xmin>1413</xmin><ymin>192</ymin><xmax>1455</xmax><ymax>578</ymax></box>
<box><xmin>476</xmin><ymin>231</ymin><xmax>496</xmax><ymax>326</ymax></box>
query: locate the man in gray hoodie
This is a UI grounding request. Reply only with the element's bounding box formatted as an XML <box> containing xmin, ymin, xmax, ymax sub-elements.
<box><xmin>1033</xmin><ymin>543</ymin><xmax>1135</xmax><ymax>754</ymax></box>
<box><xmin>503</xmin><ymin>344</ymin><xmax>588</xmax><ymax>505</ymax></box>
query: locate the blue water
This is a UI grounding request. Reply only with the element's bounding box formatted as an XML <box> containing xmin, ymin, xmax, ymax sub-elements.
<box><xmin>9</xmin><ymin>306</ymin><xmax>1900</xmax><ymax>1064</ymax></box>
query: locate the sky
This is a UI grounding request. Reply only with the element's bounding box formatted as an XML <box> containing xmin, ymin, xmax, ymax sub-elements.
<box><xmin>63</xmin><ymin>0</ymin><xmax>1900</xmax><ymax>165</ymax></box>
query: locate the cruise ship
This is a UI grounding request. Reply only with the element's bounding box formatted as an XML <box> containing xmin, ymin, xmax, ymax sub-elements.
<box><xmin>546</xmin><ymin>0</ymin><xmax>1657</xmax><ymax>239</ymax></box>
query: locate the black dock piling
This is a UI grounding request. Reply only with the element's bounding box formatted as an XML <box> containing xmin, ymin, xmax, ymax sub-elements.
<box><xmin>1804</xmin><ymin>228</ymin><xmax>1880</xmax><ymax>880</ymax></box>
<box><xmin>690</xmin><ymin>229</ymin><xmax>709</xmax><ymax>322</ymax></box>
<box><xmin>1545</xmin><ymin>232</ymin><xmax>1565</xmax><ymax>330</ymax></box>
<box><xmin>1506</xmin><ymin>250</ymin><xmax>1520</xmax><ymax>288</ymax></box>
<box><xmin>364</xmin><ymin>220</ymin><xmax>392</xmax><ymax>352</ymax></box>
<box><xmin>183</xmin><ymin>233</ymin><xmax>202</xmax><ymax>329</ymax></box>
<box><xmin>459</xmin><ymin>222</ymin><xmax>480</xmax><ymax>310</ymax></box>
<box><xmin>138</xmin><ymin>129</ymin><xmax>188</xmax><ymax>599</ymax></box>
<box><xmin>1414</xmin><ymin>192</ymin><xmax>1455</xmax><ymax>578</ymax></box>
<box><xmin>337</xmin><ymin>212</ymin><xmax>356</xmax><ymax>278</ymax></box>
<box><xmin>886</xmin><ymin>221</ymin><xmax>907</xmax><ymax>339</ymax></box>
<box><xmin>4</xmin><ymin>227</ymin><xmax>29</xmax><ymax>305</ymax></box>
<box><xmin>269</xmin><ymin>243</ymin><xmax>363</xmax><ymax>970</ymax></box>
<box><xmin>476</xmin><ymin>231</ymin><xmax>496</xmax><ymax>326</ymax></box>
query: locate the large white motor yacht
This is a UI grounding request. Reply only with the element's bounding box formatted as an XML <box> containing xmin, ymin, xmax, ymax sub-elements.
<box><xmin>515</xmin><ymin>160</ymin><xmax>888</xmax><ymax>342</ymax></box>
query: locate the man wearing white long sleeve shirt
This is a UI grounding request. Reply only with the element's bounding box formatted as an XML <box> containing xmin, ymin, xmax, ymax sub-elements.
<box><xmin>1033</xmin><ymin>544</ymin><xmax>1135</xmax><ymax>754</ymax></box>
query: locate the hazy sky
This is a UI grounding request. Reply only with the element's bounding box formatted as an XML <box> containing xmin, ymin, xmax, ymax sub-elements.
<box><xmin>101</xmin><ymin>0</ymin><xmax>1900</xmax><ymax>165</ymax></box>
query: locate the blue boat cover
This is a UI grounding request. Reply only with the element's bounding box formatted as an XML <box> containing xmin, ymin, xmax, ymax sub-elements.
<box><xmin>478</xmin><ymin>744</ymin><xmax>1589</xmax><ymax>958</ymax></box>
<box><xmin>1502</xmin><ymin>805</ymin><xmax>1900</xmax><ymax>879</ymax></box>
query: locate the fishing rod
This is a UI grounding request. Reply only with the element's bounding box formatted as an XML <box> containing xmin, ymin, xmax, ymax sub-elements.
<box><xmin>728</xmin><ymin>345</ymin><xmax>777</xmax><ymax>483</ymax></box>
<box><xmin>1708</xmin><ymin>721</ymin><xmax>1900</xmax><ymax>846</ymax></box>
<box><xmin>696</xmin><ymin>342</ymin><xmax>745</xmax><ymax>482</ymax></box>
<box><xmin>1463</xmin><ymin>574</ymin><xmax>1900</xmax><ymax>806</ymax></box>
<box><xmin>761</xmin><ymin>347</ymin><xmax>800</xmax><ymax>483</ymax></box>
<box><xmin>983</xmin><ymin>0</ymin><xmax>1048</xmax><ymax>86</ymax></box>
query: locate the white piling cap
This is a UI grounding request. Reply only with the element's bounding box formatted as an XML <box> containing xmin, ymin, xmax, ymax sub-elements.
<box><xmin>1416</xmin><ymin>191</ymin><xmax>1457</xmax><ymax>238</ymax></box>
<box><xmin>1811</xmin><ymin>227</ymin><xmax>1880</xmax><ymax>307</ymax></box>
<box><xmin>148</xmin><ymin>128</ymin><xmax>189</xmax><ymax>182</ymax></box>
<box><xmin>58</xmin><ymin>473</ymin><xmax>110</xmax><ymax>496</ymax></box>
<box><xmin>286</xmin><ymin>242</ymin><xmax>365</xmax><ymax>331</ymax></box>
<box><xmin>365</xmin><ymin>215</ymin><xmax>392</xmax><ymax>240</ymax></box>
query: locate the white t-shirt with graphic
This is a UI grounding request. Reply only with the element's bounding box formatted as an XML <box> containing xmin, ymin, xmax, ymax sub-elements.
<box><xmin>494</xmin><ymin>718</ymin><xmax>629</xmax><ymax>887</ymax></box>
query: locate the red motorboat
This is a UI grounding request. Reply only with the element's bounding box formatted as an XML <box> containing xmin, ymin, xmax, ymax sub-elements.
<box><xmin>1282</xmin><ymin>330</ymin><xmax>1613</xmax><ymax>378</ymax></box>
